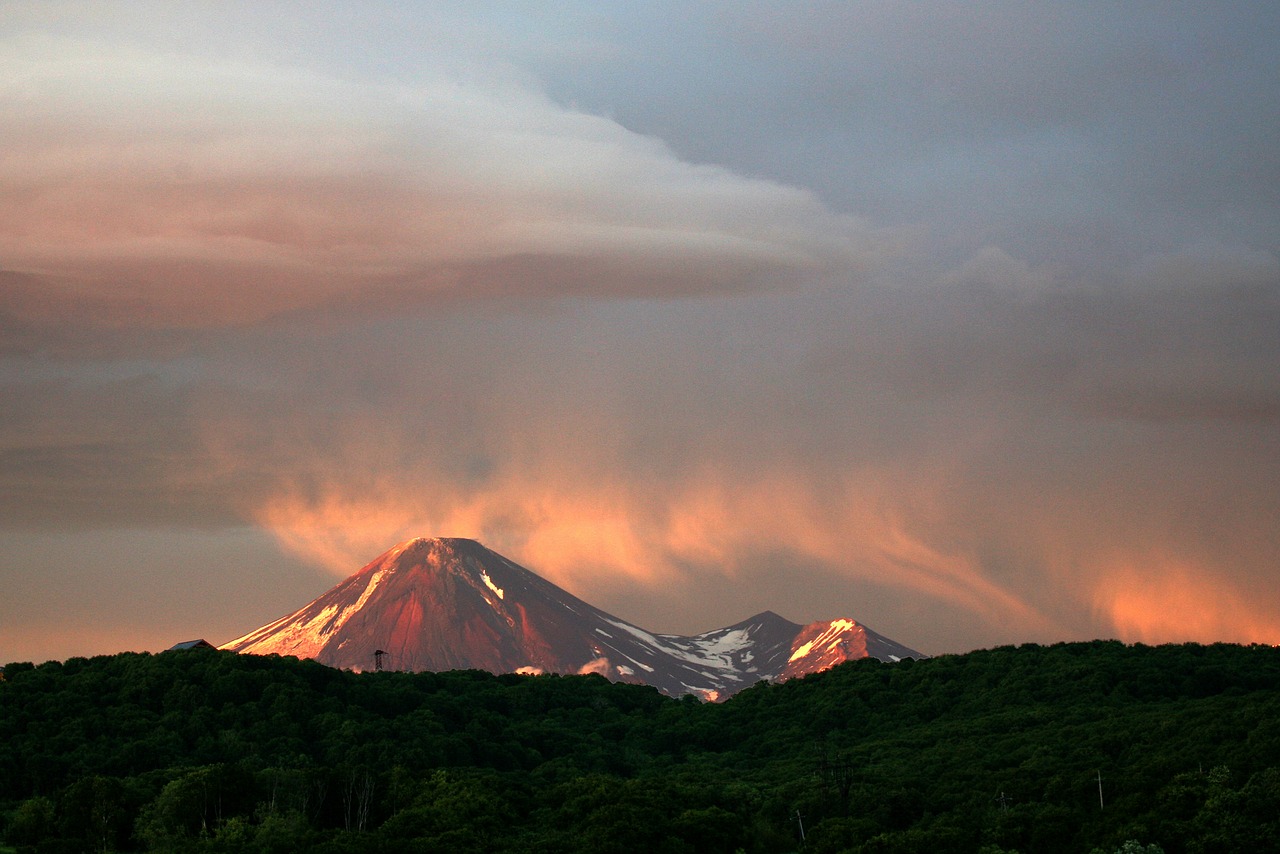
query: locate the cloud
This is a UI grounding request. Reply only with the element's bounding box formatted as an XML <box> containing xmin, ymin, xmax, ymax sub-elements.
<box><xmin>5</xmin><ymin>226</ymin><xmax>1277</xmax><ymax>653</ymax></box>
<box><xmin>1094</xmin><ymin>556</ymin><xmax>1280</xmax><ymax>646</ymax></box>
<box><xmin>0</xmin><ymin>33</ymin><xmax>881</xmax><ymax>329</ymax></box>
<box><xmin>938</xmin><ymin>246</ymin><xmax>1060</xmax><ymax>296</ymax></box>
<box><xmin>249</xmin><ymin>457</ymin><xmax>1044</xmax><ymax>622</ymax></box>
<box><xmin>246</xmin><ymin>466</ymin><xmax>1060</xmax><ymax>648</ymax></box>
<box><xmin>183</xmin><ymin>311</ymin><xmax>1060</xmax><ymax>644</ymax></box>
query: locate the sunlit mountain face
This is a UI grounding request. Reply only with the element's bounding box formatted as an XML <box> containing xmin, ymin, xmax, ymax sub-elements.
<box><xmin>221</xmin><ymin>537</ymin><xmax>922</xmax><ymax>699</ymax></box>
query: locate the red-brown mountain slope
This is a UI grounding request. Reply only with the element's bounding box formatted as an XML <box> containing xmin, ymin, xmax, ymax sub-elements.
<box><xmin>221</xmin><ymin>537</ymin><xmax>922</xmax><ymax>699</ymax></box>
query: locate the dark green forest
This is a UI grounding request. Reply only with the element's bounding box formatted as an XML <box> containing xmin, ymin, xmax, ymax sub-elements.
<box><xmin>3</xmin><ymin>641</ymin><xmax>1280</xmax><ymax>853</ymax></box>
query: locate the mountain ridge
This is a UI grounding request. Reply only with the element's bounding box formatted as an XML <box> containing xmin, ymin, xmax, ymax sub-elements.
<box><xmin>221</xmin><ymin>536</ymin><xmax>922</xmax><ymax>699</ymax></box>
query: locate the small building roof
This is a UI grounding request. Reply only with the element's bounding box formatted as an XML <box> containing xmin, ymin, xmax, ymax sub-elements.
<box><xmin>167</xmin><ymin>639</ymin><xmax>216</xmax><ymax>651</ymax></box>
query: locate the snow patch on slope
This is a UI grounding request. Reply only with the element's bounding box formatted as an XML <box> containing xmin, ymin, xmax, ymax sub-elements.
<box><xmin>481</xmin><ymin>569</ymin><xmax>504</xmax><ymax>599</ymax></box>
<box><xmin>594</xmin><ymin>618</ymin><xmax>772</xmax><ymax>690</ymax></box>
<box><xmin>228</xmin><ymin>568</ymin><xmax>392</xmax><ymax>658</ymax></box>
<box><xmin>348</xmin><ymin>568</ymin><xmax>391</xmax><ymax>615</ymax></box>
<box><xmin>789</xmin><ymin>619</ymin><xmax>855</xmax><ymax>662</ymax></box>
<box><xmin>604</xmin><ymin>618</ymin><xmax>662</xmax><ymax>647</ymax></box>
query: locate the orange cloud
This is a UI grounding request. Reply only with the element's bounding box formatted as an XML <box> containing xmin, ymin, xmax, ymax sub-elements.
<box><xmin>1094</xmin><ymin>555</ymin><xmax>1280</xmax><ymax>645</ymax></box>
<box><xmin>249</xmin><ymin>455</ymin><xmax>1052</xmax><ymax>637</ymax></box>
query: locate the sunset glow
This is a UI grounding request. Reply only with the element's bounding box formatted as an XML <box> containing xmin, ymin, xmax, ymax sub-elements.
<box><xmin>1096</xmin><ymin>557</ymin><xmax>1280</xmax><ymax>646</ymax></box>
<box><xmin>249</xmin><ymin>460</ymin><xmax>1060</xmax><ymax>640</ymax></box>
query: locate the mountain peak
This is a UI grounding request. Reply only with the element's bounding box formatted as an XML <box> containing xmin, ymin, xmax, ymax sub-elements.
<box><xmin>739</xmin><ymin>610</ymin><xmax>791</xmax><ymax>625</ymax></box>
<box><xmin>371</xmin><ymin>537</ymin><xmax>485</xmax><ymax>572</ymax></box>
<box><xmin>387</xmin><ymin>536</ymin><xmax>480</xmax><ymax>554</ymax></box>
<box><xmin>223</xmin><ymin>539</ymin><xmax>923</xmax><ymax>698</ymax></box>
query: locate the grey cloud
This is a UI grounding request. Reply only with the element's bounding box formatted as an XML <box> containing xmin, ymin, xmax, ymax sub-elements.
<box><xmin>534</xmin><ymin>4</ymin><xmax>1280</xmax><ymax>268</ymax></box>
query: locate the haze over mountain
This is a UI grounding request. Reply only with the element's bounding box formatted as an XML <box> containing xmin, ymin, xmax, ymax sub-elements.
<box><xmin>221</xmin><ymin>537</ymin><xmax>920</xmax><ymax>699</ymax></box>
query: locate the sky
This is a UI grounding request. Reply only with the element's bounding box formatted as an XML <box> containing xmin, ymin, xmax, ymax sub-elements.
<box><xmin>2</xmin><ymin>2</ymin><xmax>1278</xmax><ymax>663</ymax></box>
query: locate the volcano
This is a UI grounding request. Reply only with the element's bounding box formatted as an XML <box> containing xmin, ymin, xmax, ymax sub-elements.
<box><xmin>221</xmin><ymin>537</ymin><xmax>922</xmax><ymax>699</ymax></box>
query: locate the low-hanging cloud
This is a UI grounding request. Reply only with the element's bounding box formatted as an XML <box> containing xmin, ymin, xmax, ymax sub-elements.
<box><xmin>177</xmin><ymin>285</ymin><xmax>1276</xmax><ymax>650</ymax></box>
<box><xmin>231</xmin><ymin>426</ymin><xmax>1059</xmax><ymax>644</ymax></box>
<box><xmin>0</xmin><ymin>33</ymin><xmax>881</xmax><ymax>330</ymax></box>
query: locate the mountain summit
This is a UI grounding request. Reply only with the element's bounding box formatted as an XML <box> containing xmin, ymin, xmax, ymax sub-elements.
<box><xmin>221</xmin><ymin>537</ymin><xmax>922</xmax><ymax>699</ymax></box>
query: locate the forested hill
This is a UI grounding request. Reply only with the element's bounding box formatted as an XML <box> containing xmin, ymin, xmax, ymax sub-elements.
<box><xmin>3</xmin><ymin>641</ymin><xmax>1280</xmax><ymax>853</ymax></box>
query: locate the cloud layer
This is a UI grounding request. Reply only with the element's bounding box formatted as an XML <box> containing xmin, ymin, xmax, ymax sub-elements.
<box><xmin>1</xmin><ymin>32</ymin><xmax>877</xmax><ymax>331</ymax></box>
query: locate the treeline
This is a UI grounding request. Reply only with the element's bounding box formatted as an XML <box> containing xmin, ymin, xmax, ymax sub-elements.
<box><xmin>2</xmin><ymin>641</ymin><xmax>1280</xmax><ymax>852</ymax></box>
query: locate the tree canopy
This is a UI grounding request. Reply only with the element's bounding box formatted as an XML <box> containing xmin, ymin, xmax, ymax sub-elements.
<box><xmin>3</xmin><ymin>640</ymin><xmax>1279</xmax><ymax>852</ymax></box>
